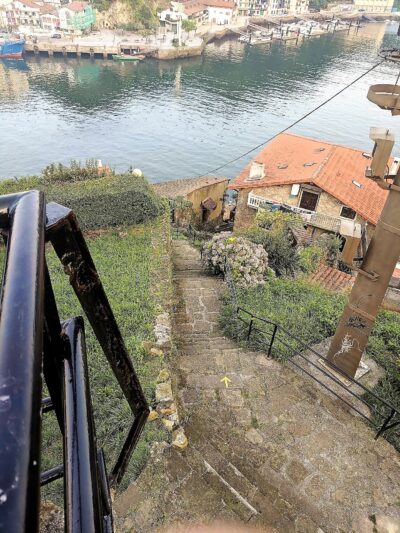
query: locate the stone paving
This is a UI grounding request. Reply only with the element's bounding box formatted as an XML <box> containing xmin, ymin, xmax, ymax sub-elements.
<box><xmin>115</xmin><ymin>240</ymin><xmax>400</xmax><ymax>533</ymax></box>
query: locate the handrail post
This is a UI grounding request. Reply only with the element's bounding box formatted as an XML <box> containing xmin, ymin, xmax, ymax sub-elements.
<box><xmin>247</xmin><ymin>319</ymin><xmax>254</xmax><ymax>341</ymax></box>
<box><xmin>375</xmin><ymin>408</ymin><xmax>396</xmax><ymax>440</ymax></box>
<box><xmin>268</xmin><ymin>324</ymin><xmax>278</xmax><ymax>357</ymax></box>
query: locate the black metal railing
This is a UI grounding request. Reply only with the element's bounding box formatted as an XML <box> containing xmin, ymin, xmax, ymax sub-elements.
<box><xmin>0</xmin><ymin>191</ymin><xmax>149</xmax><ymax>532</ymax></box>
<box><xmin>221</xmin><ymin>257</ymin><xmax>400</xmax><ymax>441</ymax></box>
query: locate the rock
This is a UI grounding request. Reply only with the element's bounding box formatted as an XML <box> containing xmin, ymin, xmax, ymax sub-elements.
<box><xmin>157</xmin><ymin>369</ymin><xmax>170</xmax><ymax>383</ymax></box>
<box><xmin>156</xmin><ymin>402</ymin><xmax>176</xmax><ymax>416</ymax></box>
<box><xmin>245</xmin><ymin>427</ymin><xmax>264</xmax><ymax>445</ymax></box>
<box><xmin>172</xmin><ymin>428</ymin><xmax>189</xmax><ymax>450</ymax></box>
<box><xmin>162</xmin><ymin>419</ymin><xmax>175</xmax><ymax>431</ymax></box>
<box><xmin>141</xmin><ymin>340</ymin><xmax>154</xmax><ymax>354</ymax></box>
<box><xmin>147</xmin><ymin>410</ymin><xmax>159</xmax><ymax>422</ymax></box>
<box><xmin>150</xmin><ymin>347</ymin><xmax>164</xmax><ymax>358</ymax></box>
<box><xmin>156</xmin><ymin>381</ymin><xmax>173</xmax><ymax>403</ymax></box>
<box><xmin>39</xmin><ymin>501</ymin><xmax>64</xmax><ymax>533</ymax></box>
<box><xmin>155</xmin><ymin>312</ymin><xmax>171</xmax><ymax>347</ymax></box>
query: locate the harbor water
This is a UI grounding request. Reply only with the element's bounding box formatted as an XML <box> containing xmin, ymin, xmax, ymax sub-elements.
<box><xmin>1</xmin><ymin>22</ymin><xmax>400</xmax><ymax>182</ymax></box>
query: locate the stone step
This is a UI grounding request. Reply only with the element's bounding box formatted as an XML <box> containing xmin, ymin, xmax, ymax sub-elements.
<box><xmin>114</xmin><ymin>444</ymin><xmax>240</xmax><ymax>531</ymax></box>
<box><xmin>184</xmin><ymin>419</ymin><xmax>294</xmax><ymax>529</ymax></box>
<box><xmin>186</xmin><ymin>411</ymin><xmax>321</xmax><ymax>531</ymax></box>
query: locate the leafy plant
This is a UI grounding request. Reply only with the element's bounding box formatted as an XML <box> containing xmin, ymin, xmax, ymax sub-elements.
<box><xmin>241</xmin><ymin>210</ymin><xmax>303</xmax><ymax>276</ymax></box>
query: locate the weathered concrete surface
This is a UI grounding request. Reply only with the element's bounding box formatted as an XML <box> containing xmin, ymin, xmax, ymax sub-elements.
<box><xmin>115</xmin><ymin>240</ymin><xmax>400</xmax><ymax>533</ymax></box>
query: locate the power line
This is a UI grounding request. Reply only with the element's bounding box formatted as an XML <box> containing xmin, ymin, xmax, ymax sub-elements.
<box><xmin>193</xmin><ymin>60</ymin><xmax>384</xmax><ymax>179</ymax></box>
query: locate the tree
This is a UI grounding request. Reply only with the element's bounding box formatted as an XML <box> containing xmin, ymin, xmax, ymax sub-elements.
<box><xmin>182</xmin><ymin>18</ymin><xmax>197</xmax><ymax>38</ymax></box>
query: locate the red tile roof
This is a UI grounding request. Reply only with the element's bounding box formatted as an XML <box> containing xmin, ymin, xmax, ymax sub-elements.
<box><xmin>64</xmin><ymin>1</ymin><xmax>87</xmax><ymax>12</ymax></box>
<box><xmin>228</xmin><ymin>133</ymin><xmax>390</xmax><ymax>225</ymax></box>
<box><xmin>310</xmin><ymin>265</ymin><xmax>355</xmax><ymax>292</ymax></box>
<box><xmin>203</xmin><ymin>0</ymin><xmax>235</xmax><ymax>7</ymax></box>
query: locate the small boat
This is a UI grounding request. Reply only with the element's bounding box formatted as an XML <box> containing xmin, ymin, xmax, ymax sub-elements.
<box><xmin>112</xmin><ymin>54</ymin><xmax>145</xmax><ymax>61</ymax></box>
<box><xmin>0</xmin><ymin>38</ymin><xmax>25</xmax><ymax>59</ymax></box>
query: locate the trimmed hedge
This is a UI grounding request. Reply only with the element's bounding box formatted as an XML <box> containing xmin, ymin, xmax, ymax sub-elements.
<box><xmin>0</xmin><ymin>174</ymin><xmax>164</xmax><ymax>230</ymax></box>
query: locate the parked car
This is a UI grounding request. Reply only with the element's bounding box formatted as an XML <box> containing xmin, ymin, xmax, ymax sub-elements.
<box><xmin>51</xmin><ymin>33</ymin><xmax>62</xmax><ymax>39</ymax></box>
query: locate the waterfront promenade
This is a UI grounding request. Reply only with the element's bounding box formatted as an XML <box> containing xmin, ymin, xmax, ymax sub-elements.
<box><xmin>23</xmin><ymin>11</ymin><xmax>400</xmax><ymax>61</ymax></box>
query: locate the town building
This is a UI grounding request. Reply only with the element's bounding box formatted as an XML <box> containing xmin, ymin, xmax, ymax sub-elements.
<box><xmin>173</xmin><ymin>0</ymin><xmax>208</xmax><ymax>23</ymax></box>
<box><xmin>7</xmin><ymin>0</ymin><xmax>41</xmax><ymax>28</ymax></box>
<box><xmin>353</xmin><ymin>0</ymin><xmax>394</xmax><ymax>11</ymax></box>
<box><xmin>288</xmin><ymin>0</ymin><xmax>309</xmax><ymax>14</ymax></box>
<box><xmin>153</xmin><ymin>176</ymin><xmax>229</xmax><ymax>225</ymax></box>
<box><xmin>228</xmin><ymin>132</ymin><xmax>394</xmax><ymax>265</ymax></box>
<box><xmin>172</xmin><ymin>0</ymin><xmax>236</xmax><ymax>24</ymax></box>
<box><xmin>58</xmin><ymin>1</ymin><xmax>95</xmax><ymax>33</ymax></box>
<box><xmin>236</xmin><ymin>0</ymin><xmax>269</xmax><ymax>16</ymax></box>
<box><xmin>40</xmin><ymin>5</ymin><xmax>59</xmax><ymax>32</ymax></box>
<box><xmin>204</xmin><ymin>0</ymin><xmax>236</xmax><ymax>24</ymax></box>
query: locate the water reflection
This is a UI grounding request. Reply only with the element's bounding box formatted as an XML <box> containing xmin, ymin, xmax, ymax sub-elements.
<box><xmin>1</xmin><ymin>23</ymin><xmax>400</xmax><ymax>181</ymax></box>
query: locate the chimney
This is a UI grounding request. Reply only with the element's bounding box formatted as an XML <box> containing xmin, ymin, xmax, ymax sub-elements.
<box><xmin>246</xmin><ymin>161</ymin><xmax>265</xmax><ymax>182</ymax></box>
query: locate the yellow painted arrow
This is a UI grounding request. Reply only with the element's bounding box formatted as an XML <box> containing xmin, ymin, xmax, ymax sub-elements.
<box><xmin>220</xmin><ymin>376</ymin><xmax>232</xmax><ymax>388</ymax></box>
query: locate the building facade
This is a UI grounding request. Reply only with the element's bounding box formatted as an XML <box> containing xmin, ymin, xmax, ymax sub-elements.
<box><xmin>228</xmin><ymin>133</ymin><xmax>393</xmax><ymax>265</ymax></box>
<box><xmin>58</xmin><ymin>1</ymin><xmax>95</xmax><ymax>33</ymax></box>
<box><xmin>353</xmin><ymin>0</ymin><xmax>394</xmax><ymax>11</ymax></box>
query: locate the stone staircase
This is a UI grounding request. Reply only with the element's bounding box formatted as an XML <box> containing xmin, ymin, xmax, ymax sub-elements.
<box><xmin>114</xmin><ymin>239</ymin><xmax>400</xmax><ymax>533</ymax></box>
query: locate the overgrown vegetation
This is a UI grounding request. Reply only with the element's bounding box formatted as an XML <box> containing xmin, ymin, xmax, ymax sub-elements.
<box><xmin>219</xmin><ymin>277</ymin><xmax>400</xmax><ymax>450</ymax></box>
<box><xmin>239</xmin><ymin>210</ymin><xmax>342</xmax><ymax>277</ymax></box>
<box><xmin>0</xmin><ymin>172</ymin><xmax>164</xmax><ymax>230</ymax></box>
<box><xmin>41</xmin><ymin>212</ymin><xmax>172</xmax><ymax>501</ymax></box>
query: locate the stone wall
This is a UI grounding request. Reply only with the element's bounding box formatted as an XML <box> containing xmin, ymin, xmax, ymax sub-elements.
<box><xmin>153</xmin><ymin>45</ymin><xmax>204</xmax><ymax>60</ymax></box>
<box><xmin>187</xmin><ymin>178</ymin><xmax>228</xmax><ymax>224</ymax></box>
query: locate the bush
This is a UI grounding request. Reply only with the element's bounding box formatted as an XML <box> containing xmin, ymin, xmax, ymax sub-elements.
<box><xmin>241</xmin><ymin>210</ymin><xmax>303</xmax><ymax>276</ymax></box>
<box><xmin>202</xmin><ymin>233</ymin><xmax>269</xmax><ymax>287</ymax></box>
<box><xmin>42</xmin><ymin>159</ymin><xmax>108</xmax><ymax>184</ymax></box>
<box><xmin>0</xmin><ymin>173</ymin><xmax>164</xmax><ymax>231</ymax></box>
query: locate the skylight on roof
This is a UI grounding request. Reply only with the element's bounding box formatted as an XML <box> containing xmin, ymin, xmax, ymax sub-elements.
<box><xmin>352</xmin><ymin>180</ymin><xmax>363</xmax><ymax>188</ymax></box>
<box><xmin>303</xmin><ymin>162</ymin><xmax>316</xmax><ymax>167</ymax></box>
<box><xmin>277</xmin><ymin>163</ymin><xmax>288</xmax><ymax>169</ymax></box>
<box><xmin>362</xmin><ymin>152</ymin><xmax>372</xmax><ymax>159</ymax></box>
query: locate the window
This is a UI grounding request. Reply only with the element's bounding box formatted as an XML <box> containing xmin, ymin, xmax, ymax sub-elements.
<box><xmin>340</xmin><ymin>206</ymin><xmax>356</xmax><ymax>220</ymax></box>
<box><xmin>299</xmin><ymin>190</ymin><xmax>319</xmax><ymax>211</ymax></box>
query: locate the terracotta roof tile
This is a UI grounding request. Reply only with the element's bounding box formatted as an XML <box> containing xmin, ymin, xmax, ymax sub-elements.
<box><xmin>310</xmin><ymin>265</ymin><xmax>355</xmax><ymax>292</ymax></box>
<box><xmin>228</xmin><ymin>133</ymin><xmax>389</xmax><ymax>225</ymax></box>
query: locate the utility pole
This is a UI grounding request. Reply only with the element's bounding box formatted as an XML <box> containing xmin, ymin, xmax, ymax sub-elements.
<box><xmin>326</xmin><ymin>60</ymin><xmax>400</xmax><ymax>379</ymax></box>
<box><xmin>326</xmin><ymin>128</ymin><xmax>400</xmax><ymax>377</ymax></box>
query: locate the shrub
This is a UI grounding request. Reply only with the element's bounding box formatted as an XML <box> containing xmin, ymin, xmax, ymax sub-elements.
<box><xmin>202</xmin><ymin>233</ymin><xmax>269</xmax><ymax>287</ymax></box>
<box><xmin>241</xmin><ymin>210</ymin><xmax>303</xmax><ymax>276</ymax></box>
<box><xmin>45</xmin><ymin>174</ymin><xmax>164</xmax><ymax>230</ymax></box>
<box><xmin>42</xmin><ymin>159</ymin><xmax>108</xmax><ymax>184</ymax></box>
<box><xmin>298</xmin><ymin>245</ymin><xmax>324</xmax><ymax>273</ymax></box>
<box><xmin>0</xmin><ymin>173</ymin><xmax>164</xmax><ymax>231</ymax></box>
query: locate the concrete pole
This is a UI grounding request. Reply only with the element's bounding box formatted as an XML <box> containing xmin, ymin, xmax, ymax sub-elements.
<box><xmin>326</xmin><ymin>128</ymin><xmax>400</xmax><ymax>378</ymax></box>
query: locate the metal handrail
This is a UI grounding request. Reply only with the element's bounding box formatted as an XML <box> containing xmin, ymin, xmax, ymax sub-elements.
<box><xmin>0</xmin><ymin>191</ymin><xmax>149</xmax><ymax>532</ymax></box>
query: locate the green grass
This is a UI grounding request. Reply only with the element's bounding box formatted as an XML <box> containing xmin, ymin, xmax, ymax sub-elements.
<box><xmin>220</xmin><ymin>277</ymin><xmax>400</xmax><ymax>449</ymax></box>
<box><xmin>39</xmin><ymin>213</ymin><xmax>172</xmax><ymax>501</ymax></box>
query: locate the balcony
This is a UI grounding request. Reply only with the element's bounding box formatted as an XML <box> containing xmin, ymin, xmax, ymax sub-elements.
<box><xmin>247</xmin><ymin>192</ymin><xmax>360</xmax><ymax>236</ymax></box>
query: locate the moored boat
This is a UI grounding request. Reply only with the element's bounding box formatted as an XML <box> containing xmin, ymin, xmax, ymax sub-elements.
<box><xmin>112</xmin><ymin>54</ymin><xmax>145</xmax><ymax>61</ymax></box>
<box><xmin>0</xmin><ymin>38</ymin><xmax>25</xmax><ymax>59</ymax></box>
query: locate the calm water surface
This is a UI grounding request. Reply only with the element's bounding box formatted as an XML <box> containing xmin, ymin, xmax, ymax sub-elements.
<box><xmin>1</xmin><ymin>23</ymin><xmax>400</xmax><ymax>181</ymax></box>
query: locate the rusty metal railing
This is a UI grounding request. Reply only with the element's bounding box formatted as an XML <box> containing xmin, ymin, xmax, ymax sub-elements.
<box><xmin>0</xmin><ymin>191</ymin><xmax>149</xmax><ymax>532</ymax></box>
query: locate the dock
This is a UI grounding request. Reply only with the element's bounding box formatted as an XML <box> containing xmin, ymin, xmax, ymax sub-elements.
<box><xmin>24</xmin><ymin>41</ymin><xmax>158</xmax><ymax>59</ymax></box>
